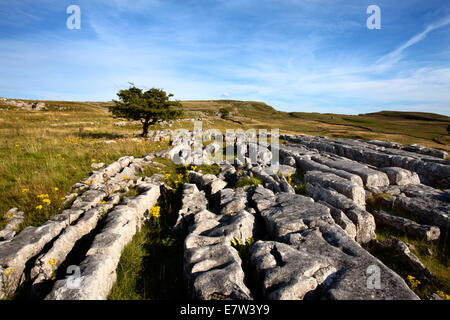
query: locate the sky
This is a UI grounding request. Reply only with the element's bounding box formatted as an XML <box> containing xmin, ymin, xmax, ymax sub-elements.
<box><xmin>0</xmin><ymin>0</ymin><xmax>449</xmax><ymax>115</ymax></box>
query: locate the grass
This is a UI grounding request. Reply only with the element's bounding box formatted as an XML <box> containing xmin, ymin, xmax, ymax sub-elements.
<box><xmin>0</xmin><ymin>106</ymin><xmax>171</xmax><ymax>232</ymax></box>
<box><xmin>371</xmin><ymin>226</ymin><xmax>450</xmax><ymax>299</ymax></box>
<box><xmin>235</xmin><ymin>177</ymin><xmax>262</xmax><ymax>188</ymax></box>
<box><xmin>108</xmin><ymin>161</ymin><xmax>188</xmax><ymax>300</ymax></box>
<box><xmin>365</xmin><ymin>192</ymin><xmax>450</xmax><ymax>299</ymax></box>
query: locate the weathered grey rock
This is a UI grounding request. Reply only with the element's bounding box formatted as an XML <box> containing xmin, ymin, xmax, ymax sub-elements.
<box><xmin>220</xmin><ymin>188</ymin><xmax>249</xmax><ymax>215</ymax></box>
<box><xmin>288</xmin><ymin>135</ymin><xmax>450</xmax><ymax>189</ymax></box>
<box><xmin>277</xmin><ymin>165</ymin><xmax>296</xmax><ymax>176</ymax></box>
<box><xmin>306</xmin><ymin>183</ymin><xmax>357</xmax><ymax>212</ymax></box>
<box><xmin>286</xmin><ymin>226</ymin><xmax>419</xmax><ymax>300</ymax></box>
<box><xmin>207</xmin><ymin>177</ymin><xmax>227</xmax><ymax>195</ymax></box>
<box><xmin>345</xmin><ymin>208</ymin><xmax>376</xmax><ymax>244</ymax></box>
<box><xmin>184</xmin><ymin>244</ymin><xmax>252</xmax><ymax>300</ymax></box>
<box><xmin>91</xmin><ymin>162</ymin><xmax>105</xmax><ymax>170</ymax></box>
<box><xmin>279</xmin><ymin>176</ymin><xmax>295</xmax><ymax>194</ymax></box>
<box><xmin>174</xmin><ymin>184</ymin><xmax>208</xmax><ymax>231</ymax></box>
<box><xmin>312</xmin><ymin>156</ymin><xmax>390</xmax><ymax>188</ymax></box>
<box><xmin>318</xmin><ymin>201</ymin><xmax>356</xmax><ymax>240</ymax></box>
<box><xmin>251</xmin><ymin>167</ymin><xmax>281</xmax><ymax>193</ymax></box>
<box><xmin>305</xmin><ymin>183</ymin><xmax>376</xmax><ymax>244</ymax></box>
<box><xmin>304</xmin><ymin>170</ymin><xmax>366</xmax><ymax>209</ymax></box>
<box><xmin>404</xmin><ymin>144</ymin><xmax>448</xmax><ymax>160</ymax></box>
<box><xmin>390</xmin><ymin>239</ymin><xmax>436</xmax><ymax>282</ymax></box>
<box><xmin>218</xmin><ymin>164</ymin><xmax>237</xmax><ymax>184</ymax></box>
<box><xmin>256</xmin><ymin>192</ymin><xmax>333</xmax><ymax>239</ymax></box>
<box><xmin>0</xmin><ymin>208</ymin><xmax>24</xmax><ymax>241</ymax></box>
<box><xmin>251</xmin><ymin>184</ymin><xmax>276</xmax><ymax>213</ymax></box>
<box><xmin>297</xmin><ymin>158</ymin><xmax>364</xmax><ymax>186</ymax></box>
<box><xmin>283</xmin><ymin>156</ymin><xmax>296</xmax><ymax>166</ymax></box>
<box><xmin>45</xmin><ymin>183</ymin><xmax>160</xmax><ymax>300</ymax></box>
<box><xmin>250</xmin><ymin>241</ymin><xmax>335</xmax><ymax>299</ymax></box>
<box><xmin>189</xmin><ymin>171</ymin><xmax>227</xmax><ymax>196</ymax></box>
<box><xmin>399</xmin><ymin>184</ymin><xmax>450</xmax><ymax>203</ymax></box>
<box><xmin>392</xmin><ymin>195</ymin><xmax>449</xmax><ymax>231</ymax></box>
<box><xmin>0</xmin><ymin>211</ymin><xmax>81</xmax><ymax>298</ymax></box>
<box><xmin>71</xmin><ymin>189</ymin><xmax>107</xmax><ymax>211</ymax></box>
<box><xmin>63</xmin><ymin>193</ymin><xmax>78</xmax><ymax>207</ymax></box>
<box><xmin>31</xmin><ymin>207</ymin><xmax>106</xmax><ymax>291</ymax></box>
<box><xmin>185</xmin><ymin>210</ymin><xmax>256</xmax><ymax>249</ymax></box>
<box><xmin>379</xmin><ymin>167</ymin><xmax>420</xmax><ymax>185</ymax></box>
<box><xmin>373</xmin><ymin>210</ymin><xmax>440</xmax><ymax>241</ymax></box>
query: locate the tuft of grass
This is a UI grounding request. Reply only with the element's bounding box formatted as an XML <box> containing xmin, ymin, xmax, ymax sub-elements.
<box><xmin>235</xmin><ymin>177</ymin><xmax>262</xmax><ymax>188</ymax></box>
<box><xmin>198</xmin><ymin>164</ymin><xmax>221</xmax><ymax>176</ymax></box>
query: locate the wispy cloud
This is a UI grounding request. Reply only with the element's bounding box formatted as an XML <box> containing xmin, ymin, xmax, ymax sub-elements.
<box><xmin>0</xmin><ymin>0</ymin><xmax>449</xmax><ymax>116</ymax></box>
<box><xmin>376</xmin><ymin>15</ymin><xmax>450</xmax><ymax>69</ymax></box>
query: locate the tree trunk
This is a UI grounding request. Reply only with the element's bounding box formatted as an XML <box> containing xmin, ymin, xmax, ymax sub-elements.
<box><xmin>142</xmin><ymin>119</ymin><xmax>150</xmax><ymax>137</ymax></box>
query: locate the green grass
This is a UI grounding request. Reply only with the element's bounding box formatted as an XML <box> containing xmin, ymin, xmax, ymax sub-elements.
<box><xmin>108</xmin><ymin>180</ymin><xmax>187</xmax><ymax>300</ymax></box>
<box><xmin>235</xmin><ymin>177</ymin><xmax>262</xmax><ymax>188</ymax></box>
<box><xmin>0</xmin><ymin>106</ymin><xmax>169</xmax><ymax>232</ymax></box>
<box><xmin>371</xmin><ymin>227</ymin><xmax>450</xmax><ymax>299</ymax></box>
<box><xmin>198</xmin><ymin>164</ymin><xmax>221</xmax><ymax>176</ymax></box>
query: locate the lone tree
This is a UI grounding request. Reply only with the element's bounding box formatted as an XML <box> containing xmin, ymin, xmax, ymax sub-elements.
<box><xmin>110</xmin><ymin>84</ymin><xmax>182</xmax><ymax>136</ymax></box>
<box><xmin>219</xmin><ymin>107</ymin><xmax>230</xmax><ymax>120</ymax></box>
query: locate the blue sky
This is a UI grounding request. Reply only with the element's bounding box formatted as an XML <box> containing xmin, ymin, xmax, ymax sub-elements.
<box><xmin>0</xmin><ymin>0</ymin><xmax>449</xmax><ymax>115</ymax></box>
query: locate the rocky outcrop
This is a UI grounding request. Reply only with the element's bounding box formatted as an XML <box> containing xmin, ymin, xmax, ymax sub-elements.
<box><xmin>373</xmin><ymin>210</ymin><xmax>440</xmax><ymax>241</ymax></box>
<box><xmin>250</xmin><ymin>189</ymin><xmax>418</xmax><ymax>300</ymax></box>
<box><xmin>182</xmin><ymin>183</ymin><xmax>256</xmax><ymax>300</ymax></box>
<box><xmin>46</xmin><ymin>183</ymin><xmax>160</xmax><ymax>300</ymax></box>
<box><xmin>305</xmin><ymin>183</ymin><xmax>376</xmax><ymax>244</ymax></box>
<box><xmin>379</xmin><ymin>167</ymin><xmax>420</xmax><ymax>186</ymax></box>
<box><xmin>2</xmin><ymin>129</ymin><xmax>447</xmax><ymax>301</ymax></box>
<box><xmin>0</xmin><ymin>208</ymin><xmax>24</xmax><ymax>241</ymax></box>
<box><xmin>304</xmin><ymin>171</ymin><xmax>366</xmax><ymax>209</ymax></box>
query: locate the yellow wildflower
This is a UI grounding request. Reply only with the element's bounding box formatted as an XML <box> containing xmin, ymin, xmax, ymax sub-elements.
<box><xmin>54</xmin><ymin>187</ymin><xmax>59</xmax><ymax>191</ymax></box>
<box><xmin>91</xmin><ymin>159</ymin><xmax>96</xmax><ymax>162</ymax></box>
<box><xmin>42</xmin><ymin>198</ymin><xmax>51</xmax><ymax>205</ymax></box>
<box><xmin>100</xmin><ymin>201</ymin><xmax>106</xmax><ymax>205</ymax></box>
<box><xmin>406</xmin><ymin>275</ymin><xmax>420</xmax><ymax>290</ymax></box>
<box><xmin>150</xmin><ymin>206</ymin><xmax>161</xmax><ymax>219</ymax></box>
<box><xmin>37</xmin><ymin>194</ymin><xmax>49</xmax><ymax>199</ymax></box>
<box><xmin>436</xmin><ymin>291</ymin><xmax>450</xmax><ymax>300</ymax></box>
<box><xmin>22</xmin><ymin>188</ymin><xmax>29</xmax><ymax>193</ymax></box>
<box><xmin>4</xmin><ymin>267</ymin><xmax>14</xmax><ymax>276</ymax></box>
<box><xmin>35</xmin><ymin>205</ymin><xmax>43</xmax><ymax>210</ymax></box>
<box><xmin>48</xmin><ymin>258</ymin><xmax>58</xmax><ymax>265</ymax></box>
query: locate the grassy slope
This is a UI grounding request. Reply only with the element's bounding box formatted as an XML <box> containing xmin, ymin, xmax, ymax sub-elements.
<box><xmin>182</xmin><ymin>100</ymin><xmax>450</xmax><ymax>150</ymax></box>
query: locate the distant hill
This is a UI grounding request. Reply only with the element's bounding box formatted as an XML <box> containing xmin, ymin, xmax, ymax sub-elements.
<box><xmin>1</xmin><ymin>97</ymin><xmax>449</xmax><ymax>151</ymax></box>
<box><xmin>362</xmin><ymin>111</ymin><xmax>450</xmax><ymax>122</ymax></box>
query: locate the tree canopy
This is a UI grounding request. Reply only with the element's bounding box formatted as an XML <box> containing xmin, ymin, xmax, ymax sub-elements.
<box><xmin>110</xmin><ymin>85</ymin><xmax>182</xmax><ymax>136</ymax></box>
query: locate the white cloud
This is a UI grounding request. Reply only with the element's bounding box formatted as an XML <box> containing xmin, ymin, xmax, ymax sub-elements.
<box><xmin>376</xmin><ymin>15</ymin><xmax>450</xmax><ymax>70</ymax></box>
